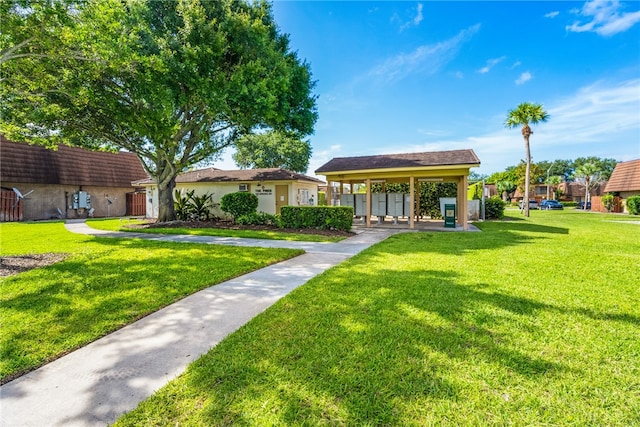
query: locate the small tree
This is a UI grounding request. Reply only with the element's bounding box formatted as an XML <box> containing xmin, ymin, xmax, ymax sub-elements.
<box><xmin>574</xmin><ymin>162</ymin><xmax>601</xmax><ymax>209</ymax></box>
<box><xmin>496</xmin><ymin>180</ymin><xmax>517</xmax><ymax>202</ymax></box>
<box><xmin>547</xmin><ymin>175</ymin><xmax>563</xmax><ymax>200</ymax></box>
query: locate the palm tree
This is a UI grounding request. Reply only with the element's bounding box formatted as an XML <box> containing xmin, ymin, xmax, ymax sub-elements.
<box><xmin>505</xmin><ymin>102</ymin><xmax>549</xmax><ymax>216</ymax></box>
<box><xmin>574</xmin><ymin>162</ymin><xmax>601</xmax><ymax>209</ymax></box>
<box><xmin>547</xmin><ymin>175</ymin><xmax>562</xmax><ymax>200</ymax></box>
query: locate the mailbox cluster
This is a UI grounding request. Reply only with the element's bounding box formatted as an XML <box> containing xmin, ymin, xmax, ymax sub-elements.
<box><xmin>340</xmin><ymin>193</ymin><xmax>412</xmax><ymax>223</ymax></box>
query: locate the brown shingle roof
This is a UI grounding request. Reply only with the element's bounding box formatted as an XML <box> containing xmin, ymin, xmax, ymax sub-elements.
<box><xmin>315</xmin><ymin>149</ymin><xmax>480</xmax><ymax>173</ymax></box>
<box><xmin>604</xmin><ymin>159</ymin><xmax>640</xmax><ymax>192</ymax></box>
<box><xmin>1</xmin><ymin>136</ymin><xmax>148</xmax><ymax>187</ymax></box>
<box><xmin>133</xmin><ymin>167</ymin><xmax>324</xmax><ymax>185</ymax></box>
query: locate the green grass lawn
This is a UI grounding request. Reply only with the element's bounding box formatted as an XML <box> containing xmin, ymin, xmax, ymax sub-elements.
<box><xmin>86</xmin><ymin>218</ymin><xmax>346</xmax><ymax>242</ymax></box>
<box><xmin>0</xmin><ymin>222</ymin><xmax>302</xmax><ymax>383</ymax></box>
<box><xmin>115</xmin><ymin>210</ymin><xmax>640</xmax><ymax>426</ymax></box>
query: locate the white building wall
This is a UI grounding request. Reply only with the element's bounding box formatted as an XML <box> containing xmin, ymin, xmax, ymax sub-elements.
<box><xmin>143</xmin><ymin>180</ymin><xmax>320</xmax><ymax>219</ymax></box>
<box><xmin>292</xmin><ymin>182</ymin><xmax>318</xmax><ymax>206</ymax></box>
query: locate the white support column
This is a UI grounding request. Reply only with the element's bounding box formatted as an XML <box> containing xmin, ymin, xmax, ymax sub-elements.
<box><xmin>366</xmin><ymin>178</ymin><xmax>371</xmax><ymax>228</ymax></box>
<box><xmin>415</xmin><ymin>181</ymin><xmax>421</xmax><ymax>223</ymax></box>
<box><xmin>458</xmin><ymin>175</ymin><xmax>468</xmax><ymax>230</ymax></box>
<box><xmin>409</xmin><ymin>176</ymin><xmax>415</xmax><ymax>229</ymax></box>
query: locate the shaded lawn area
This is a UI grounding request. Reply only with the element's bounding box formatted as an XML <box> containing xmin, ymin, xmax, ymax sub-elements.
<box><xmin>115</xmin><ymin>211</ymin><xmax>640</xmax><ymax>426</ymax></box>
<box><xmin>0</xmin><ymin>222</ymin><xmax>302</xmax><ymax>383</ymax></box>
<box><xmin>86</xmin><ymin>218</ymin><xmax>347</xmax><ymax>242</ymax></box>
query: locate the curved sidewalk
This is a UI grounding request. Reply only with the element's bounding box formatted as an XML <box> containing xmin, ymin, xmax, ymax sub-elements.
<box><xmin>0</xmin><ymin>223</ymin><xmax>398</xmax><ymax>427</ymax></box>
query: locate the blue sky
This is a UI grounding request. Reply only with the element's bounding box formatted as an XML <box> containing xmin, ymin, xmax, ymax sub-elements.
<box><xmin>218</xmin><ymin>0</ymin><xmax>640</xmax><ymax>177</ymax></box>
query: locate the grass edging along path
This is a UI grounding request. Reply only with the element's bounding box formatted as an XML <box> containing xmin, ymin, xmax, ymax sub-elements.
<box><xmin>0</xmin><ymin>222</ymin><xmax>302</xmax><ymax>383</ymax></box>
<box><xmin>86</xmin><ymin>218</ymin><xmax>347</xmax><ymax>242</ymax></box>
<box><xmin>115</xmin><ymin>211</ymin><xmax>640</xmax><ymax>426</ymax></box>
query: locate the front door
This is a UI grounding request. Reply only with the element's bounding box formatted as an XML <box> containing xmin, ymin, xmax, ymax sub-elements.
<box><xmin>275</xmin><ymin>185</ymin><xmax>288</xmax><ymax>214</ymax></box>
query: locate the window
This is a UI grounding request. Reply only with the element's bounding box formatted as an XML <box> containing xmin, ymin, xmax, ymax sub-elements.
<box><xmin>298</xmin><ymin>189</ymin><xmax>309</xmax><ymax>205</ymax></box>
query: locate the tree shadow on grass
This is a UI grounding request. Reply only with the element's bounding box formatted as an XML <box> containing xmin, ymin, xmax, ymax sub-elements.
<box><xmin>0</xmin><ymin>237</ymin><xmax>299</xmax><ymax>383</ymax></box>
<box><xmin>377</xmin><ymin>229</ymin><xmax>542</xmax><ymax>257</ymax></box>
<box><xmin>488</xmin><ymin>222</ymin><xmax>569</xmax><ymax>234</ymax></box>
<box><xmin>169</xmin><ymin>268</ymin><xmax>572</xmax><ymax>425</ymax></box>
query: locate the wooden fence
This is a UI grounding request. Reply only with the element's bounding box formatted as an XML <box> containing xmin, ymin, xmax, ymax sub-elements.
<box><xmin>590</xmin><ymin>195</ymin><xmax>623</xmax><ymax>213</ymax></box>
<box><xmin>126</xmin><ymin>192</ymin><xmax>146</xmax><ymax>216</ymax></box>
<box><xmin>0</xmin><ymin>189</ymin><xmax>23</xmax><ymax>222</ymax></box>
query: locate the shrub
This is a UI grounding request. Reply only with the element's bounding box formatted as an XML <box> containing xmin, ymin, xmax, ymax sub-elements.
<box><xmin>485</xmin><ymin>196</ymin><xmax>506</xmax><ymax>219</ymax></box>
<box><xmin>220</xmin><ymin>192</ymin><xmax>259</xmax><ymax>219</ymax></box>
<box><xmin>601</xmin><ymin>194</ymin><xmax>615</xmax><ymax>212</ymax></box>
<box><xmin>235</xmin><ymin>212</ymin><xmax>281</xmax><ymax>226</ymax></box>
<box><xmin>626</xmin><ymin>195</ymin><xmax>640</xmax><ymax>215</ymax></box>
<box><xmin>280</xmin><ymin>206</ymin><xmax>353</xmax><ymax>231</ymax></box>
<box><xmin>174</xmin><ymin>189</ymin><xmax>214</xmax><ymax>221</ymax></box>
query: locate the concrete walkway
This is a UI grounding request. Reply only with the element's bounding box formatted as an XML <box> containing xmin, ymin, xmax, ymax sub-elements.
<box><xmin>0</xmin><ymin>223</ymin><xmax>398</xmax><ymax>427</ymax></box>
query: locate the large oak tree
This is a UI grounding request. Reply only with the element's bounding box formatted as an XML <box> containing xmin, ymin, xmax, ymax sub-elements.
<box><xmin>1</xmin><ymin>0</ymin><xmax>317</xmax><ymax>221</ymax></box>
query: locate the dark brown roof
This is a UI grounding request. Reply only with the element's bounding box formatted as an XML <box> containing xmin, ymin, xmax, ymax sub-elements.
<box><xmin>604</xmin><ymin>159</ymin><xmax>640</xmax><ymax>192</ymax></box>
<box><xmin>315</xmin><ymin>149</ymin><xmax>480</xmax><ymax>173</ymax></box>
<box><xmin>1</xmin><ymin>136</ymin><xmax>148</xmax><ymax>187</ymax></box>
<box><xmin>133</xmin><ymin>167</ymin><xmax>324</xmax><ymax>185</ymax></box>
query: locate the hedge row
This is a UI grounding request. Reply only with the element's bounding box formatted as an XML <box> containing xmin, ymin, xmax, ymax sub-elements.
<box><xmin>627</xmin><ymin>195</ymin><xmax>640</xmax><ymax>215</ymax></box>
<box><xmin>485</xmin><ymin>196</ymin><xmax>506</xmax><ymax>219</ymax></box>
<box><xmin>280</xmin><ymin>206</ymin><xmax>353</xmax><ymax>231</ymax></box>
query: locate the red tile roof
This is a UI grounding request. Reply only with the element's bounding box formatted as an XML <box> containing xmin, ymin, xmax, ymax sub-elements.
<box><xmin>133</xmin><ymin>167</ymin><xmax>324</xmax><ymax>185</ymax></box>
<box><xmin>604</xmin><ymin>159</ymin><xmax>640</xmax><ymax>192</ymax></box>
<box><xmin>1</xmin><ymin>136</ymin><xmax>148</xmax><ymax>187</ymax></box>
<box><xmin>315</xmin><ymin>149</ymin><xmax>480</xmax><ymax>173</ymax></box>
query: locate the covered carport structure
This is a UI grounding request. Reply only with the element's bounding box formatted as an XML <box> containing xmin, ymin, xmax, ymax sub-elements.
<box><xmin>315</xmin><ymin>149</ymin><xmax>480</xmax><ymax>230</ymax></box>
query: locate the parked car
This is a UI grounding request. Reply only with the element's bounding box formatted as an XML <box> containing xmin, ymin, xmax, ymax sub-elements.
<box><xmin>576</xmin><ymin>201</ymin><xmax>591</xmax><ymax>210</ymax></box>
<box><xmin>519</xmin><ymin>200</ymin><xmax>539</xmax><ymax>209</ymax></box>
<box><xmin>539</xmin><ymin>200</ymin><xmax>563</xmax><ymax>210</ymax></box>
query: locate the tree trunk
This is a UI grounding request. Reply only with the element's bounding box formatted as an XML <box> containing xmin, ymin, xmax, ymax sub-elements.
<box><xmin>522</xmin><ymin>125</ymin><xmax>532</xmax><ymax>217</ymax></box>
<box><xmin>157</xmin><ymin>176</ymin><xmax>177</xmax><ymax>222</ymax></box>
<box><xmin>584</xmin><ymin>178</ymin><xmax>590</xmax><ymax>209</ymax></box>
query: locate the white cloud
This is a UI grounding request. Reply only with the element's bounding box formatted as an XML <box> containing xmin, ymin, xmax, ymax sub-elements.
<box><xmin>399</xmin><ymin>3</ymin><xmax>424</xmax><ymax>31</ymax></box>
<box><xmin>478</xmin><ymin>56</ymin><xmax>506</xmax><ymax>74</ymax></box>
<box><xmin>309</xmin><ymin>144</ymin><xmax>342</xmax><ymax>178</ymax></box>
<box><xmin>510</xmin><ymin>61</ymin><xmax>522</xmax><ymax>69</ymax></box>
<box><xmin>515</xmin><ymin>72</ymin><xmax>533</xmax><ymax>85</ymax></box>
<box><xmin>544</xmin><ymin>78</ymin><xmax>640</xmax><ymax>144</ymax></box>
<box><xmin>414</xmin><ymin>3</ymin><xmax>424</xmax><ymax>25</ymax></box>
<box><xmin>545</xmin><ymin>11</ymin><xmax>560</xmax><ymax>18</ymax></box>
<box><xmin>369</xmin><ymin>24</ymin><xmax>481</xmax><ymax>82</ymax></box>
<box><xmin>566</xmin><ymin>0</ymin><xmax>640</xmax><ymax>36</ymax></box>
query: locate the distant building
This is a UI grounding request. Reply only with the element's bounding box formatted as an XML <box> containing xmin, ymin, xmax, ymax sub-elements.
<box><xmin>133</xmin><ymin>167</ymin><xmax>324</xmax><ymax>218</ymax></box>
<box><xmin>1</xmin><ymin>136</ymin><xmax>148</xmax><ymax>221</ymax></box>
<box><xmin>603</xmin><ymin>159</ymin><xmax>640</xmax><ymax>213</ymax></box>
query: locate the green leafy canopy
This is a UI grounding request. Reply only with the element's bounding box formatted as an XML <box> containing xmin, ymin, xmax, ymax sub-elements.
<box><xmin>1</xmin><ymin>0</ymin><xmax>318</xmax><ymax>221</ymax></box>
<box><xmin>233</xmin><ymin>130</ymin><xmax>312</xmax><ymax>173</ymax></box>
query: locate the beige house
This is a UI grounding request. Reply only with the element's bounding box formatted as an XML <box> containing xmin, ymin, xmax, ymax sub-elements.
<box><xmin>134</xmin><ymin>167</ymin><xmax>324</xmax><ymax>219</ymax></box>
<box><xmin>315</xmin><ymin>149</ymin><xmax>480</xmax><ymax>230</ymax></box>
<box><xmin>1</xmin><ymin>137</ymin><xmax>148</xmax><ymax>221</ymax></box>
